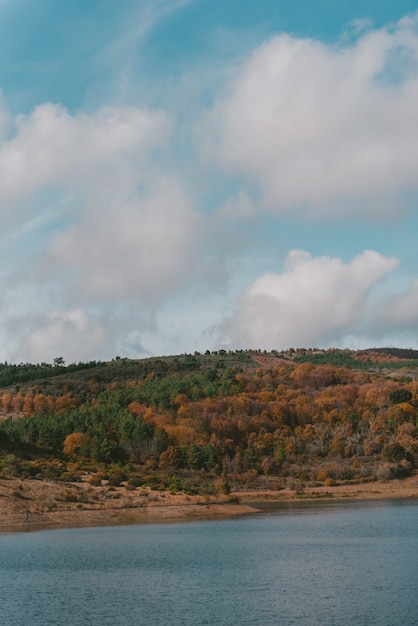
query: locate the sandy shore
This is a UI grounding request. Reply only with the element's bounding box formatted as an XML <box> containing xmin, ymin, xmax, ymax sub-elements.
<box><xmin>1</xmin><ymin>473</ymin><xmax>417</xmax><ymax>534</ymax></box>
<box><xmin>235</xmin><ymin>473</ymin><xmax>418</xmax><ymax>505</ymax></box>
<box><xmin>0</xmin><ymin>478</ymin><xmax>255</xmax><ymax>534</ymax></box>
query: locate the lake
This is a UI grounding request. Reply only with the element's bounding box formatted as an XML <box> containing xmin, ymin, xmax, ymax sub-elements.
<box><xmin>0</xmin><ymin>499</ymin><xmax>417</xmax><ymax>625</ymax></box>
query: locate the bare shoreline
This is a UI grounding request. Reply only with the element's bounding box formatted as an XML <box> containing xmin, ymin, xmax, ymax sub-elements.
<box><xmin>1</xmin><ymin>474</ymin><xmax>417</xmax><ymax>535</ymax></box>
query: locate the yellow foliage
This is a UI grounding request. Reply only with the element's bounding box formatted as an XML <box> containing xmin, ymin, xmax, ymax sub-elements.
<box><xmin>63</xmin><ymin>432</ymin><xmax>91</xmax><ymax>457</ymax></box>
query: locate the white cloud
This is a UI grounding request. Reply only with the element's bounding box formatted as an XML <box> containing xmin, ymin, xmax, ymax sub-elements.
<box><xmin>47</xmin><ymin>177</ymin><xmax>203</xmax><ymax>303</ymax></box>
<box><xmin>2</xmin><ymin>11</ymin><xmax>418</xmax><ymax>363</ymax></box>
<box><xmin>0</xmin><ymin>101</ymin><xmax>171</xmax><ymax>219</ymax></box>
<box><xmin>5</xmin><ymin>309</ymin><xmax>111</xmax><ymax>364</ymax></box>
<box><xmin>374</xmin><ymin>278</ymin><xmax>418</xmax><ymax>332</ymax></box>
<box><xmin>220</xmin><ymin>250</ymin><xmax>399</xmax><ymax>350</ymax></box>
<box><xmin>0</xmin><ymin>97</ymin><xmax>210</xmax><ymax>361</ymax></box>
<box><xmin>0</xmin><ymin>98</ymin><xmax>209</xmax><ymax>305</ymax></box>
<box><xmin>204</xmin><ymin>14</ymin><xmax>418</xmax><ymax>218</ymax></box>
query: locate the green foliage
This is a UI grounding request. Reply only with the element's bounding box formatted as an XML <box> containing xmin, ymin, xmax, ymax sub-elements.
<box><xmin>0</xmin><ymin>359</ymin><xmax>105</xmax><ymax>387</ymax></box>
<box><xmin>294</xmin><ymin>351</ymin><xmax>362</xmax><ymax>368</ymax></box>
<box><xmin>295</xmin><ymin>349</ymin><xmax>418</xmax><ymax>371</ymax></box>
<box><xmin>107</xmin><ymin>466</ymin><xmax>128</xmax><ymax>486</ymax></box>
<box><xmin>127</xmin><ymin>367</ymin><xmax>241</xmax><ymax>411</ymax></box>
<box><xmin>389</xmin><ymin>389</ymin><xmax>413</xmax><ymax>404</ymax></box>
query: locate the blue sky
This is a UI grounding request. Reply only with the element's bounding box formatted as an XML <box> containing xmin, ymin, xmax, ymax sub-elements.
<box><xmin>1</xmin><ymin>0</ymin><xmax>418</xmax><ymax>363</ymax></box>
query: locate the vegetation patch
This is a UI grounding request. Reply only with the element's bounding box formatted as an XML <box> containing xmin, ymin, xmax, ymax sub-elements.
<box><xmin>0</xmin><ymin>349</ymin><xmax>417</xmax><ymax>495</ymax></box>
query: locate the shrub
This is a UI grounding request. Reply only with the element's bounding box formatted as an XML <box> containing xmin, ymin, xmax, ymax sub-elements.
<box><xmin>127</xmin><ymin>475</ymin><xmax>143</xmax><ymax>488</ymax></box>
<box><xmin>88</xmin><ymin>474</ymin><xmax>104</xmax><ymax>486</ymax></box>
<box><xmin>107</xmin><ymin>468</ymin><xmax>127</xmax><ymax>486</ymax></box>
<box><xmin>63</xmin><ymin>492</ymin><xmax>78</xmax><ymax>502</ymax></box>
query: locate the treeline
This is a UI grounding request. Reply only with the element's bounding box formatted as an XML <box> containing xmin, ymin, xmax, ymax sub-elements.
<box><xmin>0</xmin><ymin>351</ymin><xmax>256</xmax><ymax>392</ymax></box>
<box><xmin>1</xmin><ymin>357</ymin><xmax>417</xmax><ymax>492</ymax></box>
<box><xmin>0</xmin><ymin>360</ymin><xmax>106</xmax><ymax>388</ymax></box>
<box><xmin>295</xmin><ymin>349</ymin><xmax>418</xmax><ymax>369</ymax></box>
<box><xmin>1</xmin><ymin>347</ymin><xmax>417</xmax><ymax>389</ymax></box>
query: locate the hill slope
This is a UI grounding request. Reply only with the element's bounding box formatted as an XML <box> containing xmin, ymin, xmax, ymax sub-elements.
<box><xmin>1</xmin><ymin>348</ymin><xmax>417</xmax><ymax>525</ymax></box>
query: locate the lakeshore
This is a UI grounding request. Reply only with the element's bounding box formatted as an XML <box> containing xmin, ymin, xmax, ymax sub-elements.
<box><xmin>1</xmin><ymin>473</ymin><xmax>417</xmax><ymax>534</ymax></box>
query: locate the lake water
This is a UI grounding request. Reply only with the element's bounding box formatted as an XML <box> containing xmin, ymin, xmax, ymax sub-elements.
<box><xmin>0</xmin><ymin>499</ymin><xmax>417</xmax><ymax>625</ymax></box>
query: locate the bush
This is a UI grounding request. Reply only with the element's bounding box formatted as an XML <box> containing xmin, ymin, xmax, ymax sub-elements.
<box><xmin>63</xmin><ymin>492</ymin><xmax>78</xmax><ymax>502</ymax></box>
<box><xmin>88</xmin><ymin>473</ymin><xmax>104</xmax><ymax>486</ymax></box>
<box><xmin>127</xmin><ymin>475</ymin><xmax>143</xmax><ymax>488</ymax></box>
<box><xmin>107</xmin><ymin>468</ymin><xmax>128</xmax><ymax>486</ymax></box>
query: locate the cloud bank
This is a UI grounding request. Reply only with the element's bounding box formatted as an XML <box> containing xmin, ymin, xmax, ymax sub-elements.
<box><xmin>1</xmin><ymin>11</ymin><xmax>418</xmax><ymax>362</ymax></box>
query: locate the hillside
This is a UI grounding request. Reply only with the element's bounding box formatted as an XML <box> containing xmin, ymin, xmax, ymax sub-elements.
<box><xmin>1</xmin><ymin>348</ymin><xmax>417</xmax><ymax>529</ymax></box>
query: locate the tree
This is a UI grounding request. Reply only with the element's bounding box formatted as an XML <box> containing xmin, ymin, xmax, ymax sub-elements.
<box><xmin>54</xmin><ymin>357</ymin><xmax>65</xmax><ymax>367</ymax></box>
<box><xmin>1</xmin><ymin>392</ymin><xmax>13</xmax><ymax>412</ymax></box>
<box><xmin>389</xmin><ymin>389</ymin><xmax>413</xmax><ymax>405</ymax></box>
<box><xmin>159</xmin><ymin>445</ymin><xmax>183</xmax><ymax>469</ymax></box>
<box><xmin>63</xmin><ymin>432</ymin><xmax>91</xmax><ymax>457</ymax></box>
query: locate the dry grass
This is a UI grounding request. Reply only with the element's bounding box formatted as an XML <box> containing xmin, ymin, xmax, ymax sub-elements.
<box><xmin>234</xmin><ymin>471</ymin><xmax>418</xmax><ymax>503</ymax></box>
<box><xmin>1</xmin><ymin>472</ymin><xmax>417</xmax><ymax>534</ymax></box>
<box><xmin>0</xmin><ymin>477</ymin><xmax>250</xmax><ymax>533</ymax></box>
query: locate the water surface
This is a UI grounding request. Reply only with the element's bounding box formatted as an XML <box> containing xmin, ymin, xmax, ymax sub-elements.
<box><xmin>0</xmin><ymin>499</ymin><xmax>416</xmax><ymax>625</ymax></box>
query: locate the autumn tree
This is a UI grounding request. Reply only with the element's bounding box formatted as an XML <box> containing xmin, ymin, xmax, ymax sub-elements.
<box><xmin>63</xmin><ymin>432</ymin><xmax>91</xmax><ymax>458</ymax></box>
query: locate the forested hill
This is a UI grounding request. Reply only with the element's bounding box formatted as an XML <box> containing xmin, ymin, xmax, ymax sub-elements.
<box><xmin>0</xmin><ymin>348</ymin><xmax>417</xmax><ymax>495</ymax></box>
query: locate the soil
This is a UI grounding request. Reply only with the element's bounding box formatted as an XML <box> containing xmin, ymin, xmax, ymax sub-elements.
<box><xmin>1</xmin><ymin>473</ymin><xmax>417</xmax><ymax>534</ymax></box>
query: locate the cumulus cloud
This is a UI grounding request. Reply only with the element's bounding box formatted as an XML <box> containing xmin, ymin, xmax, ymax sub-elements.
<box><xmin>2</xmin><ymin>11</ymin><xmax>418</xmax><ymax>363</ymax></box>
<box><xmin>373</xmin><ymin>278</ymin><xmax>418</xmax><ymax>334</ymax></box>
<box><xmin>0</xmin><ymin>98</ymin><xmax>210</xmax><ymax>360</ymax></box>
<box><xmin>47</xmin><ymin>178</ymin><xmax>203</xmax><ymax>303</ymax></box>
<box><xmin>220</xmin><ymin>250</ymin><xmax>399</xmax><ymax>350</ymax></box>
<box><xmin>5</xmin><ymin>309</ymin><xmax>112</xmax><ymax>364</ymax></box>
<box><xmin>204</xmin><ymin>14</ymin><xmax>418</xmax><ymax>217</ymax></box>
<box><xmin>0</xmin><ymin>101</ymin><xmax>171</xmax><ymax>219</ymax></box>
<box><xmin>0</xmin><ymin>97</ymin><xmax>209</xmax><ymax>303</ymax></box>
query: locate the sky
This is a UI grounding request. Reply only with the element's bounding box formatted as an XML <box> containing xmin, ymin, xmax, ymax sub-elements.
<box><xmin>1</xmin><ymin>0</ymin><xmax>418</xmax><ymax>363</ymax></box>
